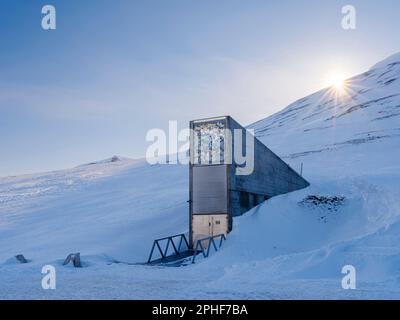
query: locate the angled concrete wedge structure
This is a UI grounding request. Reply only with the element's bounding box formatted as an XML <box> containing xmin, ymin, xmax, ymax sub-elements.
<box><xmin>189</xmin><ymin>116</ymin><xmax>309</xmax><ymax>247</ymax></box>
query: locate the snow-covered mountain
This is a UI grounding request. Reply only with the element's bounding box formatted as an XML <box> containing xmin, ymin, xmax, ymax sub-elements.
<box><xmin>250</xmin><ymin>52</ymin><xmax>400</xmax><ymax>177</ymax></box>
<box><xmin>1</xmin><ymin>53</ymin><xmax>400</xmax><ymax>299</ymax></box>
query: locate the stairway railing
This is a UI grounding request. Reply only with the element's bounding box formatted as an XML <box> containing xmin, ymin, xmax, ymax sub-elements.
<box><xmin>192</xmin><ymin>234</ymin><xmax>226</xmax><ymax>263</ymax></box>
<box><xmin>147</xmin><ymin>233</ymin><xmax>190</xmax><ymax>264</ymax></box>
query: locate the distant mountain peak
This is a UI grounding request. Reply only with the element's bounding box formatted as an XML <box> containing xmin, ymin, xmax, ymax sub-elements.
<box><xmin>80</xmin><ymin>155</ymin><xmax>130</xmax><ymax>167</ymax></box>
<box><xmin>110</xmin><ymin>155</ymin><xmax>121</xmax><ymax>162</ymax></box>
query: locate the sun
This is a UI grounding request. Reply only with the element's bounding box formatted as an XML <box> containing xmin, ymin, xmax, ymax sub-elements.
<box><xmin>324</xmin><ymin>70</ymin><xmax>347</xmax><ymax>92</ymax></box>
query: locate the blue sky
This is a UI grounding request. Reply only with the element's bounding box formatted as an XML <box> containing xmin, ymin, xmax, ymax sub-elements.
<box><xmin>0</xmin><ymin>0</ymin><xmax>399</xmax><ymax>176</ymax></box>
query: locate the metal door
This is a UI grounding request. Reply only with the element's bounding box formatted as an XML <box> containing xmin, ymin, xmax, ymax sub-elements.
<box><xmin>191</xmin><ymin>214</ymin><xmax>228</xmax><ymax>244</ymax></box>
<box><xmin>192</xmin><ymin>165</ymin><xmax>228</xmax><ymax>214</ymax></box>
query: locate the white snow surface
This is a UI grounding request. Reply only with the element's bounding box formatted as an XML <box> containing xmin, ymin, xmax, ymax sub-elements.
<box><xmin>1</xmin><ymin>53</ymin><xmax>400</xmax><ymax>299</ymax></box>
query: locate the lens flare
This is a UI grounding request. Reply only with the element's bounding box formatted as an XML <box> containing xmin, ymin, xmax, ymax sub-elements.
<box><xmin>325</xmin><ymin>71</ymin><xmax>347</xmax><ymax>92</ymax></box>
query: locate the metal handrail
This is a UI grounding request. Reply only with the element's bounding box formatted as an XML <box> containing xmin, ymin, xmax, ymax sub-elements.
<box><xmin>192</xmin><ymin>233</ymin><xmax>226</xmax><ymax>263</ymax></box>
<box><xmin>147</xmin><ymin>233</ymin><xmax>190</xmax><ymax>263</ymax></box>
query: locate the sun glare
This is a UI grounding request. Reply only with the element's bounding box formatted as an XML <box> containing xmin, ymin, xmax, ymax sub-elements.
<box><xmin>325</xmin><ymin>71</ymin><xmax>346</xmax><ymax>91</ymax></box>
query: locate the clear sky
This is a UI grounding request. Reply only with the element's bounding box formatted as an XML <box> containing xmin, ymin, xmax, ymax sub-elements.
<box><xmin>0</xmin><ymin>0</ymin><xmax>399</xmax><ymax>176</ymax></box>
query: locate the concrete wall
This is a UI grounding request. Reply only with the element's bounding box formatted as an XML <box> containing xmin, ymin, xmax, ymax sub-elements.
<box><xmin>228</xmin><ymin>116</ymin><xmax>309</xmax><ymax>217</ymax></box>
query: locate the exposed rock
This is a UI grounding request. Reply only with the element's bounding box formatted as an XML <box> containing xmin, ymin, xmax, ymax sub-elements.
<box><xmin>63</xmin><ymin>252</ymin><xmax>82</xmax><ymax>268</ymax></box>
<box><xmin>15</xmin><ymin>254</ymin><xmax>28</xmax><ymax>264</ymax></box>
<box><xmin>299</xmin><ymin>195</ymin><xmax>346</xmax><ymax>210</ymax></box>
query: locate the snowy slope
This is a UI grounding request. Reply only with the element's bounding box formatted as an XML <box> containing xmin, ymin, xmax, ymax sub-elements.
<box><xmin>249</xmin><ymin>52</ymin><xmax>400</xmax><ymax>178</ymax></box>
<box><xmin>0</xmin><ymin>157</ymin><xmax>188</xmax><ymax>263</ymax></box>
<box><xmin>1</xmin><ymin>53</ymin><xmax>400</xmax><ymax>299</ymax></box>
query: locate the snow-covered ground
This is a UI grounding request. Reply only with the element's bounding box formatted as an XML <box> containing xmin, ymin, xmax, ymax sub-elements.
<box><xmin>1</xmin><ymin>53</ymin><xmax>400</xmax><ymax>299</ymax></box>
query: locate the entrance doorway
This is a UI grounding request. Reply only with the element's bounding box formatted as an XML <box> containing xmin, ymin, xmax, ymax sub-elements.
<box><xmin>191</xmin><ymin>214</ymin><xmax>228</xmax><ymax>245</ymax></box>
